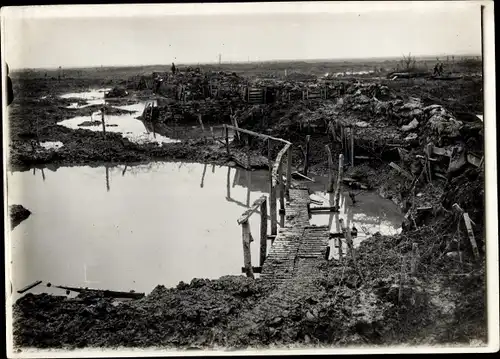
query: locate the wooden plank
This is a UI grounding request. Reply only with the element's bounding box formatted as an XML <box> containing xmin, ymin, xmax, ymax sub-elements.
<box><xmin>225</xmin><ymin>125</ymin><xmax>291</xmax><ymax>145</ymax></box>
<box><xmin>17</xmin><ymin>280</ymin><xmax>42</xmax><ymax>294</ymax></box>
<box><xmin>463</xmin><ymin>213</ymin><xmax>479</xmax><ymax>259</ymax></box>
<box><xmin>55</xmin><ymin>285</ymin><xmax>145</xmax><ymax>299</ymax></box>
<box><xmin>310</xmin><ymin>206</ymin><xmax>339</xmax><ymax>212</ymax></box>
<box><xmin>389</xmin><ymin>162</ymin><xmax>413</xmax><ymax>180</ymax></box>
<box><xmin>237</xmin><ymin>195</ymin><xmax>267</xmax><ymax>224</ymax></box>
<box><xmin>242</xmin><ymin>221</ymin><xmax>254</xmax><ymax>279</ymax></box>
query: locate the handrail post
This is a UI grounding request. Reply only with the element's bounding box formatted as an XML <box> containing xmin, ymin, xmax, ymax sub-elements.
<box><xmin>286</xmin><ymin>146</ymin><xmax>292</xmax><ymax>199</ymax></box>
<box><xmin>326</xmin><ymin>145</ymin><xmax>334</xmax><ymax>192</ymax></box>
<box><xmin>334</xmin><ymin>154</ymin><xmax>344</xmax><ymax>208</ymax></box>
<box><xmin>260</xmin><ymin>198</ymin><xmax>268</xmax><ymax>266</ymax></box>
<box><xmin>242</xmin><ymin>221</ymin><xmax>254</xmax><ymax>279</ymax></box>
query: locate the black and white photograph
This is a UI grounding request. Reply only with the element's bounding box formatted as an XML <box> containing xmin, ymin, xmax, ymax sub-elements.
<box><xmin>2</xmin><ymin>1</ymin><xmax>498</xmax><ymax>356</ymax></box>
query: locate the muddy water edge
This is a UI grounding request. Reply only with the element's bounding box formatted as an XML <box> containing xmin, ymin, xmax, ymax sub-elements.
<box><xmin>8</xmin><ymin>76</ymin><xmax>485</xmax><ymax>348</ymax></box>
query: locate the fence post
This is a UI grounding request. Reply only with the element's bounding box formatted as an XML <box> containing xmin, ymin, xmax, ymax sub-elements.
<box><xmin>286</xmin><ymin>146</ymin><xmax>292</xmax><ymax>199</ymax></box>
<box><xmin>260</xmin><ymin>198</ymin><xmax>268</xmax><ymax>267</ymax></box>
<box><xmin>278</xmin><ymin>162</ymin><xmax>285</xmax><ymax>212</ymax></box>
<box><xmin>242</xmin><ymin>221</ymin><xmax>254</xmax><ymax>279</ymax></box>
<box><xmin>326</xmin><ymin>145</ymin><xmax>334</xmax><ymax>192</ymax></box>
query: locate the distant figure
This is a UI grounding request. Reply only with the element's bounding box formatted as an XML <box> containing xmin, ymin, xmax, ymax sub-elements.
<box><xmin>433</xmin><ymin>63</ymin><xmax>440</xmax><ymax>76</ymax></box>
<box><xmin>171</xmin><ymin>62</ymin><xmax>176</xmax><ymax>75</ymax></box>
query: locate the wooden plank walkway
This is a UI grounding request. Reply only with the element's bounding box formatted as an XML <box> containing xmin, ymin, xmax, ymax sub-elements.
<box><xmin>260</xmin><ymin>188</ymin><xmax>330</xmax><ymax>285</ymax></box>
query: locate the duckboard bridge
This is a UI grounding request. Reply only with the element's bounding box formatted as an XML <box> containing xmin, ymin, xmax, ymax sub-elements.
<box><xmin>231</xmin><ymin>125</ymin><xmax>333</xmax><ymax>286</ymax></box>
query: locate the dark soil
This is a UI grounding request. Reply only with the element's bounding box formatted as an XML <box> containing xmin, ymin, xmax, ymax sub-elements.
<box><xmin>9</xmin><ymin>205</ymin><xmax>31</xmax><ymax>230</ymax></box>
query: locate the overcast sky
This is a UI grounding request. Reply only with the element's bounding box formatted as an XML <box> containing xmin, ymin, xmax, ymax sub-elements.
<box><xmin>2</xmin><ymin>2</ymin><xmax>483</xmax><ymax>69</ymax></box>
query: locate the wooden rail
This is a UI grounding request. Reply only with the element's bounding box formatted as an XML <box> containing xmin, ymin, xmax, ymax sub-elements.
<box><xmin>224</xmin><ymin>124</ymin><xmax>291</xmax><ymax>145</ymax></box>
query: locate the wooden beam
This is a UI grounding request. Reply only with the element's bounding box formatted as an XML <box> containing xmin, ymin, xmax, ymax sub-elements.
<box><xmin>310</xmin><ymin>206</ymin><xmax>339</xmax><ymax>212</ymax></box>
<box><xmin>54</xmin><ymin>285</ymin><xmax>145</xmax><ymax>299</ymax></box>
<box><xmin>237</xmin><ymin>195</ymin><xmax>267</xmax><ymax>224</ymax></box>
<box><xmin>334</xmin><ymin>154</ymin><xmax>344</xmax><ymax>208</ymax></box>
<box><xmin>292</xmin><ymin>171</ymin><xmax>315</xmax><ymax>182</ymax></box>
<box><xmin>17</xmin><ymin>280</ymin><xmax>42</xmax><ymax>294</ymax></box>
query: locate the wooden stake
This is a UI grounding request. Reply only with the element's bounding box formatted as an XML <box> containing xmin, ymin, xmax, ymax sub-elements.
<box><xmin>242</xmin><ymin>221</ymin><xmax>254</xmax><ymax>279</ymax></box>
<box><xmin>338</xmin><ymin>238</ymin><xmax>343</xmax><ymax>264</ymax></box>
<box><xmin>325</xmin><ymin>145</ymin><xmax>334</xmax><ymax>192</ymax></box>
<box><xmin>350</xmin><ymin>127</ymin><xmax>355</xmax><ymax>168</ymax></box>
<box><xmin>260</xmin><ymin>198</ymin><xmax>268</xmax><ymax>266</ymax></box>
<box><xmin>210</xmin><ymin>126</ymin><xmax>215</xmax><ymax>142</ymax></box>
<box><xmin>303</xmin><ymin>135</ymin><xmax>310</xmax><ymax>176</ymax></box>
<box><xmin>463</xmin><ymin>213</ymin><xmax>479</xmax><ymax>259</ymax></box>
<box><xmin>426</xmin><ymin>143</ymin><xmax>433</xmax><ymax>182</ymax></box>
<box><xmin>340</xmin><ymin>218</ymin><xmax>363</xmax><ymax>281</ymax></box>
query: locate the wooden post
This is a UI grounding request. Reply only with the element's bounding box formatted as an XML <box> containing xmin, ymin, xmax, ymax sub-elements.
<box><xmin>303</xmin><ymin>135</ymin><xmax>310</xmax><ymax>176</ymax></box>
<box><xmin>463</xmin><ymin>213</ymin><xmax>479</xmax><ymax>259</ymax></box>
<box><xmin>242</xmin><ymin>221</ymin><xmax>254</xmax><ymax>279</ymax></box>
<box><xmin>286</xmin><ymin>147</ymin><xmax>292</xmax><ymax>198</ymax></box>
<box><xmin>325</xmin><ymin>145</ymin><xmax>334</xmax><ymax>192</ymax></box>
<box><xmin>410</xmin><ymin>243</ymin><xmax>419</xmax><ymax>276</ymax></box>
<box><xmin>260</xmin><ymin>198</ymin><xmax>268</xmax><ymax>266</ymax></box>
<box><xmin>338</xmin><ymin>238</ymin><xmax>343</xmax><ymax>263</ymax></box>
<box><xmin>278</xmin><ymin>163</ymin><xmax>285</xmax><ymax>212</ymax></box>
<box><xmin>269</xmin><ymin>140</ymin><xmax>277</xmax><ymax>236</ymax></box>
<box><xmin>426</xmin><ymin>143</ymin><xmax>433</xmax><ymax>182</ymax></box>
<box><xmin>340</xmin><ymin>126</ymin><xmax>344</xmax><ymax>150</ymax></box>
<box><xmin>340</xmin><ymin>218</ymin><xmax>363</xmax><ymax>281</ymax></box>
<box><xmin>350</xmin><ymin>127</ymin><xmax>355</xmax><ymax>168</ymax></box>
<box><xmin>224</xmin><ymin>125</ymin><xmax>230</xmax><ymax>155</ymax></box>
<box><xmin>198</xmin><ymin>114</ymin><xmax>206</xmax><ymax>143</ymax></box>
<box><xmin>334</xmin><ymin>154</ymin><xmax>344</xmax><ymax>208</ymax></box>
<box><xmin>232</xmin><ymin>114</ymin><xmax>240</xmax><ymax>141</ymax></box>
<box><xmin>101</xmin><ymin>108</ymin><xmax>106</xmax><ymax>137</ymax></box>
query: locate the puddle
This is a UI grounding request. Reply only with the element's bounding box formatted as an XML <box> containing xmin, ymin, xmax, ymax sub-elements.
<box><xmin>305</xmin><ymin>175</ymin><xmax>403</xmax><ymax>260</ymax></box>
<box><xmin>39</xmin><ymin>141</ymin><xmax>64</xmax><ymax>150</ymax></box>
<box><xmin>57</xmin><ymin>91</ymin><xmax>180</xmax><ymax>145</ymax></box>
<box><xmin>7</xmin><ymin>163</ymin><xmax>272</xmax><ymax>299</ymax></box>
<box><xmin>60</xmin><ymin>88</ymin><xmax>111</xmax><ymax>109</ymax></box>
<box><xmin>7</xmin><ymin>164</ymin><xmax>402</xmax><ymax>299</ymax></box>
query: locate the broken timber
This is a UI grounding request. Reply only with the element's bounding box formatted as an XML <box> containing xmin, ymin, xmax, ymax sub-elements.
<box><xmin>54</xmin><ymin>285</ymin><xmax>145</xmax><ymax>299</ymax></box>
<box><xmin>389</xmin><ymin>162</ymin><xmax>413</xmax><ymax>180</ymax></box>
<box><xmin>17</xmin><ymin>280</ymin><xmax>42</xmax><ymax>294</ymax></box>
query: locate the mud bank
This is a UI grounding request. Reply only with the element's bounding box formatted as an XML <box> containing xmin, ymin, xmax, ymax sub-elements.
<box><xmin>9</xmin><ymin>205</ymin><xmax>31</xmax><ymax>230</ymax></box>
<box><xmin>9</xmin><ymin>71</ymin><xmax>485</xmax><ymax>349</ymax></box>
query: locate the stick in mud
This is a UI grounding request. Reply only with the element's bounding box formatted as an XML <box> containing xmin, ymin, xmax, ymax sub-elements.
<box><xmin>241</xmin><ymin>221</ymin><xmax>254</xmax><ymax>279</ymax></box>
<box><xmin>325</xmin><ymin>145</ymin><xmax>334</xmax><ymax>192</ymax></box>
<box><xmin>410</xmin><ymin>243</ymin><xmax>419</xmax><ymax>276</ymax></box>
<box><xmin>210</xmin><ymin>126</ymin><xmax>215</xmax><ymax>142</ymax></box>
<box><xmin>340</xmin><ymin>218</ymin><xmax>363</xmax><ymax>281</ymax></box>
<box><xmin>399</xmin><ymin>256</ymin><xmax>406</xmax><ymax>304</ymax></box>
<box><xmin>463</xmin><ymin>212</ymin><xmax>479</xmax><ymax>260</ymax></box>
<box><xmin>224</xmin><ymin>125</ymin><xmax>230</xmax><ymax>155</ymax></box>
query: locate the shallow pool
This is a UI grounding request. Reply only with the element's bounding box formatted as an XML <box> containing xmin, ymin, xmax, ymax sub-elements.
<box><xmin>7</xmin><ymin>163</ymin><xmax>402</xmax><ymax>299</ymax></box>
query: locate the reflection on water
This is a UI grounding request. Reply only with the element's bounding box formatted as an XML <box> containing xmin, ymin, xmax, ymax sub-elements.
<box><xmin>7</xmin><ymin>163</ymin><xmax>402</xmax><ymax>299</ymax></box>
<box><xmin>8</xmin><ymin>162</ymin><xmax>275</xmax><ymax>299</ymax></box>
<box><xmin>57</xmin><ymin>90</ymin><xmax>180</xmax><ymax>145</ymax></box>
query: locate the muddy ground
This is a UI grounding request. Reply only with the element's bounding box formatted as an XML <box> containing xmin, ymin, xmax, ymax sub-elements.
<box><xmin>7</xmin><ymin>65</ymin><xmax>486</xmax><ymax>349</ymax></box>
